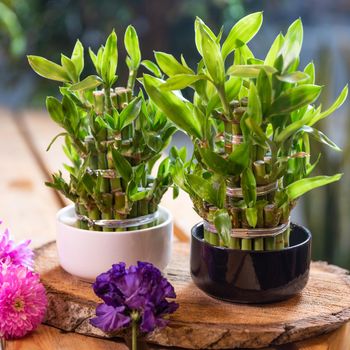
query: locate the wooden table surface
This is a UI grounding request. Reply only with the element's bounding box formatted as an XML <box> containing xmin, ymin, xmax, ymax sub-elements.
<box><xmin>1</xmin><ymin>108</ymin><xmax>350</xmax><ymax>349</ymax></box>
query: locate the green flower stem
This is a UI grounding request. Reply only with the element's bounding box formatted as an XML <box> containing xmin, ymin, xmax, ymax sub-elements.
<box><xmin>204</xmin><ymin>228</ymin><xmax>210</xmax><ymax>243</ymax></box>
<box><xmin>131</xmin><ymin>319</ymin><xmax>138</xmax><ymax>350</ymax></box>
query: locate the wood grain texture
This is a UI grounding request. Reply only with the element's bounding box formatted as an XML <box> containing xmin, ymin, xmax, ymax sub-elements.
<box><xmin>0</xmin><ymin>110</ymin><xmax>59</xmax><ymax>248</ymax></box>
<box><xmin>5</xmin><ymin>325</ymin><xmax>126</xmax><ymax>350</ymax></box>
<box><xmin>35</xmin><ymin>241</ymin><xmax>350</xmax><ymax>349</ymax></box>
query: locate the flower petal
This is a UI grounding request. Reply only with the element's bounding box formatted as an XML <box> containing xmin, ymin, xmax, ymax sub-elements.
<box><xmin>90</xmin><ymin>304</ymin><xmax>130</xmax><ymax>332</ymax></box>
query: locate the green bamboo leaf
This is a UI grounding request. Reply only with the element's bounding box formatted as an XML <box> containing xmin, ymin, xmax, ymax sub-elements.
<box><xmin>299</xmin><ymin>126</ymin><xmax>341</xmax><ymax>151</ymax></box>
<box><xmin>257</xmin><ymin>69</ymin><xmax>272</xmax><ymax>114</ymax></box>
<box><xmin>89</xmin><ymin>48</ymin><xmax>98</xmax><ymax>71</ymax></box>
<box><xmin>143</xmin><ymin>74</ymin><xmax>203</xmax><ymax>139</ymax></box>
<box><xmin>46</xmin><ymin>132</ymin><xmax>67</xmax><ymax>151</ymax></box>
<box><xmin>61</xmin><ymin>54</ymin><xmax>78</xmax><ymax>83</ymax></box>
<box><xmin>241</xmin><ymin>167</ymin><xmax>256</xmax><ymax>207</ymax></box>
<box><xmin>244</xmin><ymin>117</ymin><xmax>269</xmax><ymax>147</ymax></box>
<box><xmin>278</xmin><ymin>19</ymin><xmax>303</xmax><ymax>72</ymax></box>
<box><xmin>194</xmin><ymin>17</ymin><xmax>217</xmax><ymax>56</ymax></box>
<box><xmin>160</xmin><ymin>74</ymin><xmax>209</xmax><ymax>91</ymax></box>
<box><xmin>275</xmin><ymin>112</ymin><xmax>314</xmax><ymax>144</ymax></box>
<box><xmin>227</xmin><ymin>142</ymin><xmax>250</xmax><ymax>174</ymax></box>
<box><xmin>46</xmin><ymin>96</ymin><xmax>64</xmax><ymax>125</ymax></box>
<box><xmin>286</xmin><ymin>174</ymin><xmax>342</xmax><ymax>201</ymax></box>
<box><xmin>119</xmin><ymin>97</ymin><xmax>142</xmax><ymax>130</ymax></box>
<box><xmin>28</xmin><ymin>55</ymin><xmax>70</xmax><ymax>82</ymax></box>
<box><xmin>276</xmin><ymin>71</ymin><xmax>309</xmax><ymax>83</ymax></box>
<box><xmin>303</xmin><ymin>62</ymin><xmax>315</xmax><ymax>84</ymax></box>
<box><xmin>214</xmin><ymin>209</ymin><xmax>232</xmax><ymax>247</ymax></box>
<box><xmin>309</xmin><ymin>85</ymin><xmax>348</xmax><ymax>126</ymax></box>
<box><xmin>141</xmin><ymin>60</ymin><xmax>162</xmax><ymax>78</ymax></box>
<box><xmin>233</xmin><ymin>44</ymin><xmax>254</xmax><ymax>65</ymax></box>
<box><xmin>268</xmin><ymin>85</ymin><xmax>322</xmax><ymax>117</ymax></box>
<box><xmin>264</xmin><ymin>33</ymin><xmax>284</xmax><ymax>66</ymax></box>
<box><xmin>62</xmin><ymin>95</ymin><xmax>79</xmax><ymax>132</ymax></box>
<box><xmin>222</xmin><ymin>12</ymin><xmax>263</xmax><ymax>60</ymax></box>
<box><xmin>96</xmin><ymin>46</ymin><xmax>104</xmax><ymax>75</ymax></box>
<box><xmin>186</xmin><ymin>174</ymin><xmax>225</xmax><ymax>208</ymax></box>
<box><xmin>102</xmin><ymin>30</ymin><xmax>118</xmax><ymax>85</ymax></box>
<box><xmin>246</xmin><ymin>207</ymin><xmax>258</xmax><ymax>228</ymax></box>
<box><xmin>227</xmin><ymin>64</ymin><xmax>277</xmax><ymax>78</ymax></box>
<box><xmin>247</xmin><ymin>83</ymin><xmax>262</xmax><ymax>125</ymax></box>
<box><xmin>111</xmin><ymin>148</ymin><xmax>132</xmax><ymax>181</ymax></box>
<box><xmin>71</xmin><ymin>39</ymin><xmax>84</xmax><ymax>77</ymax></box>
<box><xmin>69</xmin><ymin>75</ymin><xmax>103</xmax><ymax>91</ymax></box>
<box><xmin>306</xmin><ymin>153</ymin><xmax>321</xmax><ymax>176</ymax></box>
<box><xmin>199</xmin><ymin>148</ymin><xmax>229</xmax><ymax>176</ymax></box>
<box><xmin>154</xmin><ymin>52</ymin><xmax>193</xmax><ymax>77</ymax></box>
<box><xmin>124</xmin><ymin>25</ymin><xmax>141</xmax><ymax>69</ymax></box>
<box><xmin>199</xmin><ymin>24</ymin><xmax>225</xmax><ymax>86</ymax></box>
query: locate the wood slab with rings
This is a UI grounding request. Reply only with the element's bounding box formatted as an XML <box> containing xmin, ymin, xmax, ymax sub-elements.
<box><xmin>35</xmin><ymin>240</ymin><xmax>350</xmax><ymax>349</ymax></box>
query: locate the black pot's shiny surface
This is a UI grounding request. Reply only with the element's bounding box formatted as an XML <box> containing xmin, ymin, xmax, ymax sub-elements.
<box><xmin>190</xmin><ymin>223</ymin><xmax>311</xmax><ymax>304</ymax></box>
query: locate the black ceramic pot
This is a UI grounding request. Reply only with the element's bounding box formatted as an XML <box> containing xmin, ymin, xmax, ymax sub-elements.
<box><xmin>190</xmin><ymin>223</ymin><xmax>311</xmax><ymax>304</ymax></box>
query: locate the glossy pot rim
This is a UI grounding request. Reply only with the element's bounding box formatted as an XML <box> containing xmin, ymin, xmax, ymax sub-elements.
<box><xmin>191</xmin><ymin>221</ymin><xmax>311</xmax><ymax>253</ymax></box>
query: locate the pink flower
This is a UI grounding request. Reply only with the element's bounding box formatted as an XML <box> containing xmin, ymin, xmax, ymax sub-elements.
<box><xmin>0</xmin><ymin>264</ymin><xmax>47</xmax><ymax>339</ymax></box>
<box><xmin>0</xmin><ymin>221</ymin><xmax>33</xmax><ymax>269</ymax></box>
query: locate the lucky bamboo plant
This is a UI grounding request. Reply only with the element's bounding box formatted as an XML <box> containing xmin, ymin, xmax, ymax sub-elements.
<box><xmin>28</xmin><ymin>27</ymin><xmax>176</xmax><ymax>232</ymax></box>
<box><xmin>144</xmin><ymin>13</ymin><xmax>347</xmax><ymax>250</ymax></box>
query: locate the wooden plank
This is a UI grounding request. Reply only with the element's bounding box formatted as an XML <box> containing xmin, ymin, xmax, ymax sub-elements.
<box><xmin>35</xmin><ymin>241</ymin><xmax>350</xmax><ymax>349</ymax></box>
<box><xmin>0</xmin><ymin>109</ymin><xmax>59</xmax><ymax>247</ymax></box>
<box><xmin>5</xmin><ymin>325</ymin><xmax>126</xmax><ymax>350</ymax></box>
<box><xmin>21</xmin><ymin>110</ymin><xmax>200</xmax><ymax>241</ymax></box>
<box><xmin>290</xmin><ymin>322</ymin><xmax>350</xmax><ymax>350</ymax></box>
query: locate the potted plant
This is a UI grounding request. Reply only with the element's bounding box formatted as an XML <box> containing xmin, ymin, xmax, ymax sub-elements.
<box><xmin>28</xmin><ymin>27</ymin><xmax>177</xmax><ymax>281</ymax></box>
<box><xmin>144</xmin><ymin>13</ymin><xmax>347</xmax><ymax>303</ymax></box>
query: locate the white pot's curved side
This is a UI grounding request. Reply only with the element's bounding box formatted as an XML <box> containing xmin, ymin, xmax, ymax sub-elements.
<box><xmin>56</xmin><ymin>205</ymin><xmax>173</xmax><ymax>281</ymax></box>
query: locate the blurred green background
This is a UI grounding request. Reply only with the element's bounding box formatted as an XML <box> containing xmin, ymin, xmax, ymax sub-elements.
<box><xmin>0</xmin><ymin>0</ymin><xmax>349</xmax><ymax>267</ymax></box>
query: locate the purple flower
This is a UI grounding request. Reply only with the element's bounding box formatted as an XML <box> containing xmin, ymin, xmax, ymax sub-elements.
<box><xmin>90</xmin><ymin>261</ymin><xmax>178</xmax><ymax>334</ymax></box>
<box><xmin>0</xmin><ymin>221</ymin><xmax>33</xmax><ymax>269</ymax></box>
<box><xmin>90</xmin><ymin>304</ymin><xmax>130</xmax><ymax>332</ymax></box>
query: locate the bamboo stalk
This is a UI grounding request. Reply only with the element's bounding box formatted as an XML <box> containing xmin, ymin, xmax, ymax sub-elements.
<box><xmin>241</xmin><ymin>239</ymin><xmax>252</xmax><ymax>250</ymax></box>
<box><xmin>275</xmin><ymin>233</ymin><xmax>285</xmax><ymax>250</ymax></box>
<box><xmin>283</xmin><ymin>227</ymin><xmax>290</xmax><ymax>248</ymax></box>
<box><xmin>254</xmin><ymin>237</ymin><xmax>264</xmax><ymax>251</ymax></box>
<box><xmin>101</xmin><ymin>193</ymin><xmax>113</xmax><ymax>232</ymax></box>
<box><xmin>77</xmin><ymin>204</ymin><xmax>89</xmax><ymax>230</ymax></box>
<box><xmin>265</xmin><ymin>236</ymin><xmax>276</xmax><ymax>250</ymax></box>
<box><xmin>87</xmin><ymin>205</ymin><xmax>101</xmax><ymax>231</ymax></box>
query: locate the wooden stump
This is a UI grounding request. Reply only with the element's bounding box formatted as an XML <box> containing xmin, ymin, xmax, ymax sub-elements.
<box><xmin>35</xmin><ymin>242</ymin><xmax>350</xmax><ymax>349</ymax></box>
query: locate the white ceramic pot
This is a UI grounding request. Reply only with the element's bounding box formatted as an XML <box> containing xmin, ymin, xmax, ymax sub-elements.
<box><xmin>56</xmin><ymin>205</ymin><xmax>173</xmax><ymax>281</ymax></box>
